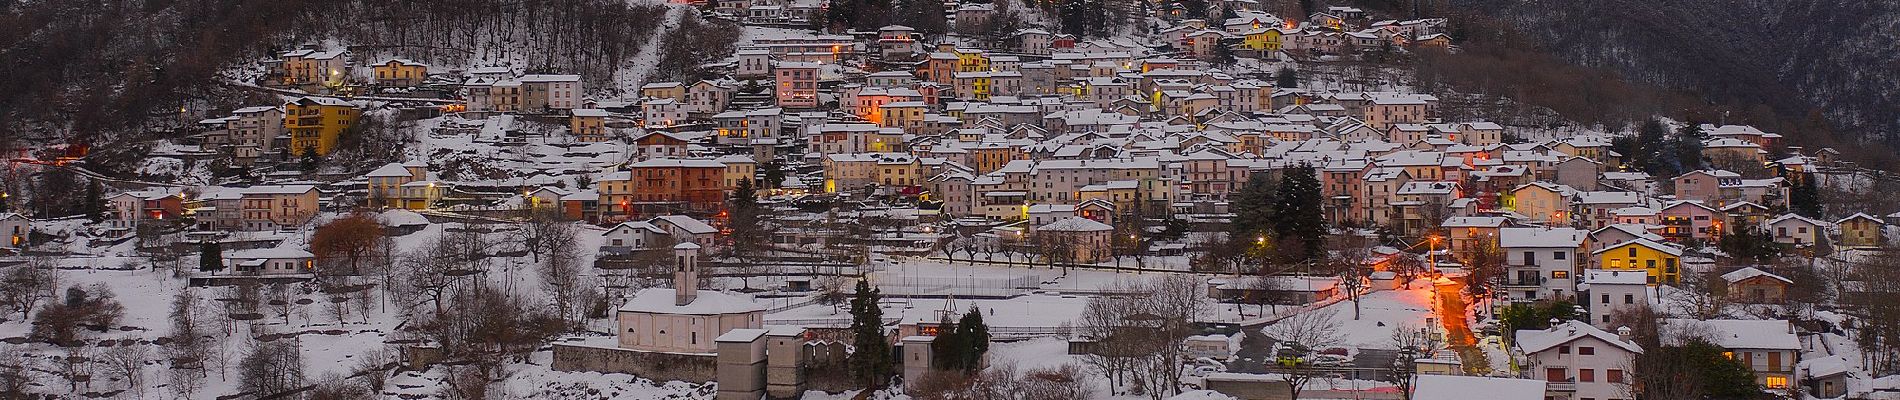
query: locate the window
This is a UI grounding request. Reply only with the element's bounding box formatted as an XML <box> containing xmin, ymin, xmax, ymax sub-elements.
<box><xmin>1607</xmin><ymin>369</ymin><xmax>1624</xmax><ymax>383</ymax></box>
<box><xmin>1553</xmin><ymin>251</ymin><xmax>1566</xmax><ymax>260</ymax></box>
<box><xmin>1765</xmin><ymin>376</ymin><xmax>1788</xmax><ymax>389</ymax></box>
<box><xmin>1579</xmin><ymin>346</ymin><xmax>1595</xmax><ymax>355</ymax></box>
<box><xmin>1558</xmin><ymin>345</ymin><xmax>1570</xmax><ymax>354</ymax></box>
<box><xmin>1545</xmin><ymin>368</ymin><xmax>1566</xmax><ymax>382</ymax></box>
<box><xmin>1601</xmin><ymin>294</ymin><xmax>1610</xmax><ymax>304</ymax></box>
<box><xmin>1627</xmin><ymin>248</ymin><xmax>1637</xmax><ymax>257</ymax></box>
<box><xmin>1579</xmin><ymin>368</ymin><xmax>1595</xmax><ymax>382</ymax></box>
<box><xmin>1552</xmin><ymin>270</ymin><xmax>1569</xmax><ymax>279</ymax></box>
<box><xmin>1624</xmin><ymin>294</ymin><xmax>1634</xmax><ymax>304</ymax></box>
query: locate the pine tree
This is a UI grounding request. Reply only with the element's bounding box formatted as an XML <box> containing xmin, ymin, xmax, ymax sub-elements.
<box><xmin>1672</xmin><ymin>122</ymin><xmax>1707</xmax><ymax>173</ymax></box>
<box><xmin>1271</xmin><ymin>163</ymin><xmax>1326</xmax><ymax>263</ymax></box>
<box><xmin>199</xmin><ymin>241</ymin><xmax>223</xmax><ymax>272</ymax></box>
<box><xmin>300</xmin><ymin>145</ymin><xmax>320</xmax><ymax>172</ymax></box>
<box><xmin>1231</xmin><ymin>173</ymin><xmax>1279</xmax><ymax>240</ymax></box>
<box><xmin>929</xmin><ymin>314</ymin><xmax>962</xmax><ymax>370</ymax></box>
<box><xmin>1275</xmin><ymin>67</ymin><xmax>1299</xmax><ymax>88</ymax></box>
<box><xmin>955</xmin><ymin>305</ymin><xmax>990</xmax><ymax>372</ymax></box>
<box><xmin>84</xmin><ymin>180</ymin><xmax>101</xmax><ymax>222</ymax></box>
<box><xmin>728</xmin><ymin>180</ymin><xmax>767</xmax><ymax>264</ymax></box>
<box><xmin>1790</xmin><ymin>173</ymin><xmax>1822</xmax><ymax>218</ymax></box>
<box><xmin>760</xmin><ymin>159</ymin><xmax>786</xmax><ymax>190</ymax></box>
<box><xmin>847</xmin><ymin>279</ymin><xmax>893</xmax><ymax>388</ymax></box>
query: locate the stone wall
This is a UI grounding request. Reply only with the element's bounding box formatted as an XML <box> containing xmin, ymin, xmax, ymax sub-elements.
<box><xmin>551</xmin><ymin>343</ymin><xmax>718</xmax><ymax>382</ymax></box>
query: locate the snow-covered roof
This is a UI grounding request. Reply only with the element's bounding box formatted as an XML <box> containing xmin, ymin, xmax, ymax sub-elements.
<box><xmin>1498</xmin><ymin>227</ymin><xmax>1584</xmax><ymax>248</ymax></box>
<box><xmin>227</xmin><ymin>248</ymin><xmax>315</xmax><ymax>260</ymax></box>
<box><xmin>1720</xmin><ymin>266</ymin><xmax>1791</xmax><ymax>285</ymax></box>
<box><xmin>1039</xmin><ymin>216</ymin><xmax>1112</xmax><ymax>232</ymax></box>
<box><xmin>365</xmin><ymin>163</ymin><xmax>412</xmax><ymax>178</ymax></box>
<box><xmin>1662</xmin><ymin>319</ymin><xmax>1798</xmax><ymax>350</ymax></box>
<box><xmin>1582</xmin><ymin>269</ymin><xmax>1647</xmax><ymax>285</ymax></box>
<box><xmin>619</xmin><ymin>288</ymin><xmax>765</xmax><ymax>315</ymax></box>
<box><xmin>1514</xmin><ymin>320</ymin><xmax>1642</xmax><ymax>354</ymax></box>
<box><xmin>1590</xmin><ymin>238</ymin><xmax>1681</xmax><ymax>257</ymax></box>
<box><xmin>1413</xmin><ymin>375</ymin><xmax>1546</xmax><ymax>400</ymax></box>
<box><xmin>716</xmin><ymin>328</ymin><xmax>770</xmax><ymax>343</ymax></box>
<box><xmin>650</xmin><ymin>215</ymin><xmax>718</xmax><ymax>235</ymax></box>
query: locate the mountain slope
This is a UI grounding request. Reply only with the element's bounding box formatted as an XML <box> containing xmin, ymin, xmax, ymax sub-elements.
<box><xmin>1439</xmin><ymin>0</ymin><xmax>1900</xmax><ymax>146</ymax></box>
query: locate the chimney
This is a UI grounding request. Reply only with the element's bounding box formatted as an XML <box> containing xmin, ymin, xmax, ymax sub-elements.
<box><xmin>1616</xmin><ymin>326</ymin><xmax>1633</xmax><ymax>342</ymax></box>
<box><xmin>674</xmin><ymin>242</ymin><xmax>702</xmax><ymax>306</ymax></box>
<box><xmin>1548</xmin><ymin>318</ymin><xmax>1562</xmax><ymax>331</ymax></box>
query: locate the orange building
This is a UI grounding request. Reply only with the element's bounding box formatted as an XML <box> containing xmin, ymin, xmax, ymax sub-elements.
<box><xmin>602</xmin><ymin>159</ymin><xmax>730</xmax><ymax>219</ymax></box>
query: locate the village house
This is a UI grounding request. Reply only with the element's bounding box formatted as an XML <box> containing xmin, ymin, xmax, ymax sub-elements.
<box><xmin>221</xmin><ymin>248</ymin><xmax>316</xmax><ymax>276</ymax></box>
<box><xmin>1766</xmin><ymin>213</ymin><xmax>1827</xmax><ymax>247</ymax></box>
<box><xmin>1513</xmin><ymin>320</ymin><xmax>1642</xmax><ymax>400</ymax></box>
<box><xmin>284</xmin><ymin>96</ymin><xmax>361</xmax><ymax>156</ymax></box>
<box><xmin>237</xmin><ymin>185</ymin><xmax>320</xmax><ymax>231</ymax></box>
<box><xmin>1661</xmin><ymin>319</ymin><xmax>1799</xmax><ymax>391</ymax></box>
<box><xmin>1720</xmin><ymin>266</ymin><xmax>1791</xmax><ymax>304</ymax></box>
<box><xmin>371</xmin><ymin>58</ymin><xmax>429</xmax><ymax>87</ymax></box>
<box><xmin>1579</xmin><ymin>269</ymin><xmax>1649</xmax><ymax>329</ymax></box>
<box><xmin>1500</xmin><ymin>227</ymin><xmax>1586</xmax><ymax>303</ymax></box>
<box><xmin>1834</xmin><ymin>213</ymin><xmax>1884</xmax><ymax>248</ymax></box>
<box><xmin>1591</xmin><ymin>238</ymin><xmax>1680</xmax><ymax>285</ymax></box>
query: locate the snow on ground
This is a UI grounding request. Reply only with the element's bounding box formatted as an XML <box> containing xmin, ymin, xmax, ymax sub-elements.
<box><xmin>1295</xmin><ymin>285</ymin><xmax>1436</xmax><ymax>349</ymax></box>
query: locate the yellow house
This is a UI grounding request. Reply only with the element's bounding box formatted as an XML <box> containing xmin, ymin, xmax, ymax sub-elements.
<box><xmin>954</xmin><ymin>49</ymin><xmax>989</xmax><ymax>72</ymax></box>
<box><xmin>1592</xmin><ymin>239</ymin><xmax>1682</xmax><ymax>285</ymax></box>
<box><xmin>284</xmin><ymin>97</ymin><xmax>360</xmax><ymax>156</ymax></box>
<box><xmin>1243</xmin><ymin>28</ymin><xmax>1285</xmax><ymax>51</ymax></box>
<box><xmin>570</xmin><ymin>109</ymin><xmax>612</xmax><ymax>142</ymax></box>
<box><xmin>372</xmin><ymin>59</ymin><xmax>429</xmax><ymax>87</ymax></box>
<box><xmin>1507</xmin><ymin>182</ymin><xmax>1573</xmax><ymax>224</ymax></box>
<box><xmin>1836</xmin><ymin>213</ymin><xmax>1884</xmax><ymax>248</ymax></box>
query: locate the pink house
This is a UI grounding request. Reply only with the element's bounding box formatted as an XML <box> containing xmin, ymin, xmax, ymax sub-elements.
<box><xmin>1658</xmin><ymin>200</ymin><xmax>1722</xmax><ymax>243</ymax></box>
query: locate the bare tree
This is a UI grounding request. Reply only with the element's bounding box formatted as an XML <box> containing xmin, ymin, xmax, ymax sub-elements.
<box><xmin>1018</xmin><ymin>364</ymin><xmax>1091</xmax><ymax>400</ymax></box>
<box><xmin>539</xmin><ymin>233</ymin><xmax>593</xmax><ymax>330</ymax></box>
<box><xmin>515</xmin><ymin>207</ymin><xmax>576</xmax><ymax>264</ymax></box>
<box><xmin>1263</xmin><ymin>308</ymin><xmax>1344</xmax><ymax>400</ymax></box>
<box><xmin>238</xmin><ymin>340</ymin><xmax>303</xmax><ymax>397</ymax></box>
<box><xmin>1388</xmin><ymin>323</ymin><xmax>1442</xmax><ymax>399</ymax></box>
<box><xmin>0</xmin><ymin>257</ymin><xmax>60</xmax><ymax>320</ymax></box>
<box><xmin>101</xmin><ymin>343</ymin><xmax>150</xmax><ymax>397</ymax></box>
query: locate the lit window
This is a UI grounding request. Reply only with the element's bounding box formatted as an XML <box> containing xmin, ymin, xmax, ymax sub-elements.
<box><xmin>1765</xmin><ymin>376</ymin><xmax>1787</xmax><ymax>389</ymax></box>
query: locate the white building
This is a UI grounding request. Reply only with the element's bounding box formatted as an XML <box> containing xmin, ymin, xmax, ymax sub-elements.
<box><xmin>1499</xmin><ymin>227</ymin><xmax>1586</xmax><ymax>302</ymax></box>
<box><xmin>1514</xmin><ymin>320</ymin><xmax>1642</xmax><ymax>400</ymax></box>
<box><xmin>616</xmin><ymin>243</ymin><xmax>766</xmax><ymax>353</ymax></box>
<box><xmin>1579</xmin><ymin>269</ymin><xmax>1650</xmax><ymax>329</ymax></box>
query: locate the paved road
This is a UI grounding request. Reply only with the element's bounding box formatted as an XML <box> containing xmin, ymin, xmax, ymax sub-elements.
<box><xmin>1224</xmin><ymin>324</ymin><xmax>1399</xmax><ymax>382</ymax></box>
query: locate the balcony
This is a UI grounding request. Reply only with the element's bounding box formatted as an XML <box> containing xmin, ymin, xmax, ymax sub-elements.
<box><xmin>1503</xmin><ymin>276</ymin><xmax>1544</xmax><ymax>287</ymax></box>
<box><xmin>1546</xmin><ymin>381</ymin><xmax>1576</xmax><ymax>392</ymax></box>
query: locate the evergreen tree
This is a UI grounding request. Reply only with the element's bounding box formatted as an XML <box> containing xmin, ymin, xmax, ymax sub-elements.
<box><xmin>1271</xmin><ymin>163</ymin><xmax>1326</xmax><ymax>263</ymax></box>
<box><xmin>1275</xmin><ymin>67</ymin><xmax>1299</xmax><ymax>88</ymax></box>
<box><xmin>1630</xmin><ymin>119</ymin><xmax>1669</xmax><ymax>174</ymax></box>
<box><xmin>929</xmin><ymin>314</ymin><xmax>963</xmax><ymax>370</ymax></box>
<box><xmin>1718</xmin><ymin>224</ymin><xmax>1780</xmax><ymax>263</ymax></box>
<box><xmin>1231</xmin><ymin>172</ymin><xmax>1279</xmax><ymax>240</ymax></box>
<box><xmin>1790</xmin><ymin>173</ymin><xmax>1822</xmax><ymax>218</ymax></box>
<box><xmin>847</xmin><ymin>279</ymin><xmax>893</xmax><ymax>388</ymax></box>
<box><xmin>727</xmin><ymin>180</ymin><xmax>768</xmax><ymax>264</ymax></box>
<box><xmin>760</xmin><ymin>159</ymin><xmax>786</xmax><ymax>190</ymax></box>
<box><xmin>954</xmin><ymin>305</ymin><xmax>990</xmax><ymax>372</ymax></box>
<box><xmin>199</xmin><ymin>241</ymin><xmax>223</xmax><ymax>272</ymax></box>
<box><xmin>299</xmin><ymin>145</ymin><xmax>320</xmax><ymax>172</ymax></box>
<box><xmin>84</xmin><ymin>180</ymin><xmax>101</xmax><ymax>222</ymax></box>
<box><xmin>1672</xmin><ymin>122</ymin><xmax>1707</xmax><ymax>173</ymax></box>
